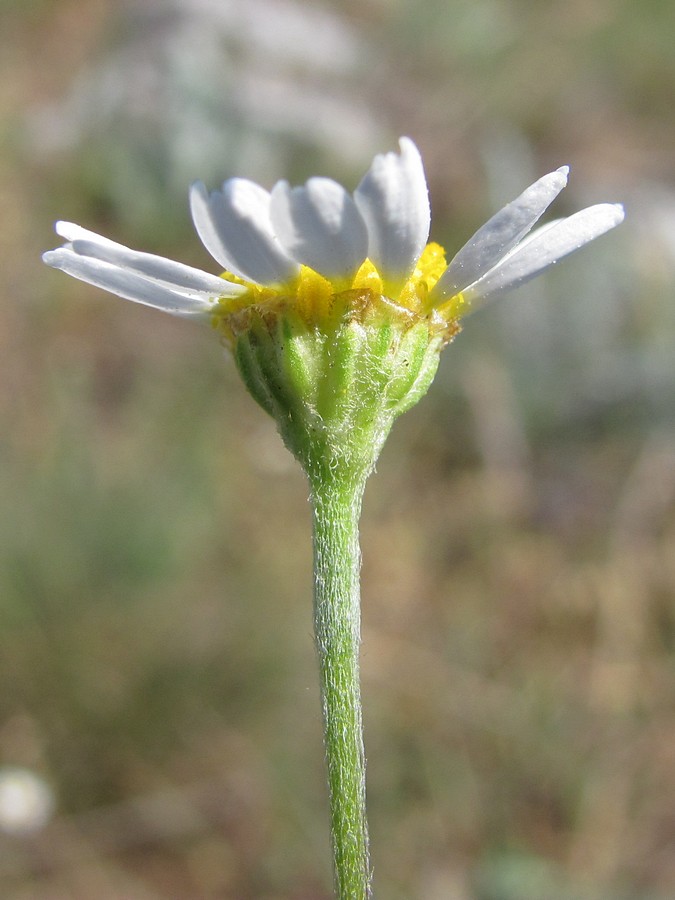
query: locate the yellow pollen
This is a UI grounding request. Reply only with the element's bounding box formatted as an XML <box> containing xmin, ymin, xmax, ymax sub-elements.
<box><xmin>435</xmin><ymin>292</ymin><xmax>470</xmax><ymax>320</ymax></box>
<box><xmin>398</xmin><ymin>242</ymin><xmax>447</xmax><ymax>311</ymax></box>
<box><xmin>352</xmin><ymin>259</ymin><xmax>383</xmax><ymax>295</ymax></box>
<box><xmin>294</xmin><ymin>266</ymin><xmax>334</xmax><ymax>322</ymax></box>
<box><xmin>210</xmin><ymin>241</ymin><xmax>451</xmax><ymax>341</ymax></box>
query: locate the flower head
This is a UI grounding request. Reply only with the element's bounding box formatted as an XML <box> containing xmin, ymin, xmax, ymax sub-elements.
<box><xmin>43</xmin><ymin>138</ymin><xmax>623</xmax><ymax>339</ymax></box>
<box><xmin>44</xmin><ymin>139</ymin><xmax>624</xmax><ymax>478</ymax></box>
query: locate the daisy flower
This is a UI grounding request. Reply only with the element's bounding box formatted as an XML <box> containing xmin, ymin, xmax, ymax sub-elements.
<box><xmin>42</xmin><ymin>137</ymin><xmax>623</xmax><ymax>900</ymax></box>
<box><xmin>43</xmin><ymin>138</ymin><xmax>624</xmax><ymax>339</ymax></box>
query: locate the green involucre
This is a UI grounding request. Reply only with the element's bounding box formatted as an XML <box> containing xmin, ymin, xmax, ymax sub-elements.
<box><xmin>232</xmin><ymin>294</ymin><xmax>445</xmax><ymax>484</ymax></box>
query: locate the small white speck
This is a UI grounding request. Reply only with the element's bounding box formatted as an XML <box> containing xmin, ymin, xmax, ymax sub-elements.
<box><xmin>0</xmin><ymin>767</ymin><xmax>55</xmax><ymax>836</ymax></box>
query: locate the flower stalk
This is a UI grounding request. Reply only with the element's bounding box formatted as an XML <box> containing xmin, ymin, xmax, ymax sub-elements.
<box><xmin>311</xmin><ymin>472</ymin><xmax>371</xmax><ymax>898</ymax></box>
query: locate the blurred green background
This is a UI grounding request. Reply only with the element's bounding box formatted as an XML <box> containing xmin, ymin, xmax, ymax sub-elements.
<box><xmin>1</xmin><ymin>0</ymin><xmax>675</xmax><ymax>897</ymax></box>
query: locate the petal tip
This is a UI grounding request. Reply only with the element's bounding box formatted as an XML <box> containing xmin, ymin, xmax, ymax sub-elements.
<box><xmin>585</xmin><ymin>202</ymin><xmax>626</xmax><ymax>230</ymax></box>
<box><xmin>189</xmin><ymin>180</ymin><xmax>208</xmax><ymax>201</ymax></box>
<box><xmin>611</xmin><ymin>202</ymin><xmax>625</xmax><ymax>223</ymax></box>
<box><xmin>271</xmin><ymin>178</ymin><xmax>290</xmax><ymax>194</ymax></box>
<box><xmin>55</xmin><ymin>220</ymin><xmax>77</xmax><ymax>239</ymax></box>
<box><xmin>398</xmin><ymin>135</ymin><xmax>419</xmax><ymax>155</ymax></box>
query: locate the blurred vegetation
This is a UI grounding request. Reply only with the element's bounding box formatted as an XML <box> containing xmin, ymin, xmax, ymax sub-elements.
<box><xmin>1</xmin><ymin>0</ymin><xmax>675</xmax><ymax>897</ymax></box>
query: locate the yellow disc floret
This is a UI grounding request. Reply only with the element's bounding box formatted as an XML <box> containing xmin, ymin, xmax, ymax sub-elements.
<box><xmin>398</xmin><ymin>242</ymin><xmax>448</xmax><ymax>312</ymax></box>
<box><xmin>294</xmin><ymin>266</ymin><xmax>334</xmax><ymax>323</ymax></box>
<box><xmin>351</xmin><ymin>259</ymin><xmax>383</xmax><ymax>296</ymax></box>
<box><xmin>209</xmin><ymin>241</ymin><xmax>458</xmax><ymax>346</ymax></box>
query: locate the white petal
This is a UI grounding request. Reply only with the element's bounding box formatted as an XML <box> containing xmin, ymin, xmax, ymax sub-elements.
<box><xmin>462</xmin><ymin>203</ymin><xmax>625</xmax><ymax>305</ymax></box>
<box><xmin>353</xmin><ymin>136</ymin><xmax>430</xmax><ymax>284</ymax></box>
<box><xmin>269</xmin><ymin>177</ymin><xmax>368</xmax><ymax>279</ymax></box>
<box><xmin>66</xmin><ymin>238</ymin><xmax>235</xmax><ymax>296</ymax></box>
<box><xmin>433</xmin><ymin>167</ymin><xmax>569</xmax><ymax>300</ymax></box>
<box><xmin>43</xmin><ymin>248</ymin><xmax>219</xmax><ymax>318</ymax></box>
<box><xmin>56</xmin><ymin>221</ymin><xmax>130</xmax><ymax>249</ymax></box>
<box><xmin>55</xmin><ymin>221</ymin><xmax>243</xmax><ymax>299</ymax></box>
<box><xmin>190</xmin><ymin>179</ymin><xmax>298</xmax><ymax>285</ymax></box>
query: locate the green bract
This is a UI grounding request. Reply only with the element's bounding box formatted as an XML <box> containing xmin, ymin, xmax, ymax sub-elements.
<box><xmin>232</xmin><ymin>293</ymin><xmax>449</xmax><ymax>484</ymax></box>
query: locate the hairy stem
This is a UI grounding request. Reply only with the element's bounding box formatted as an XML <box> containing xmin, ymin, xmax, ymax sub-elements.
<box><xmin>310</xmin><ymin>473</ymin><xmax>371</xmax><ymax>899</ymax></box>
